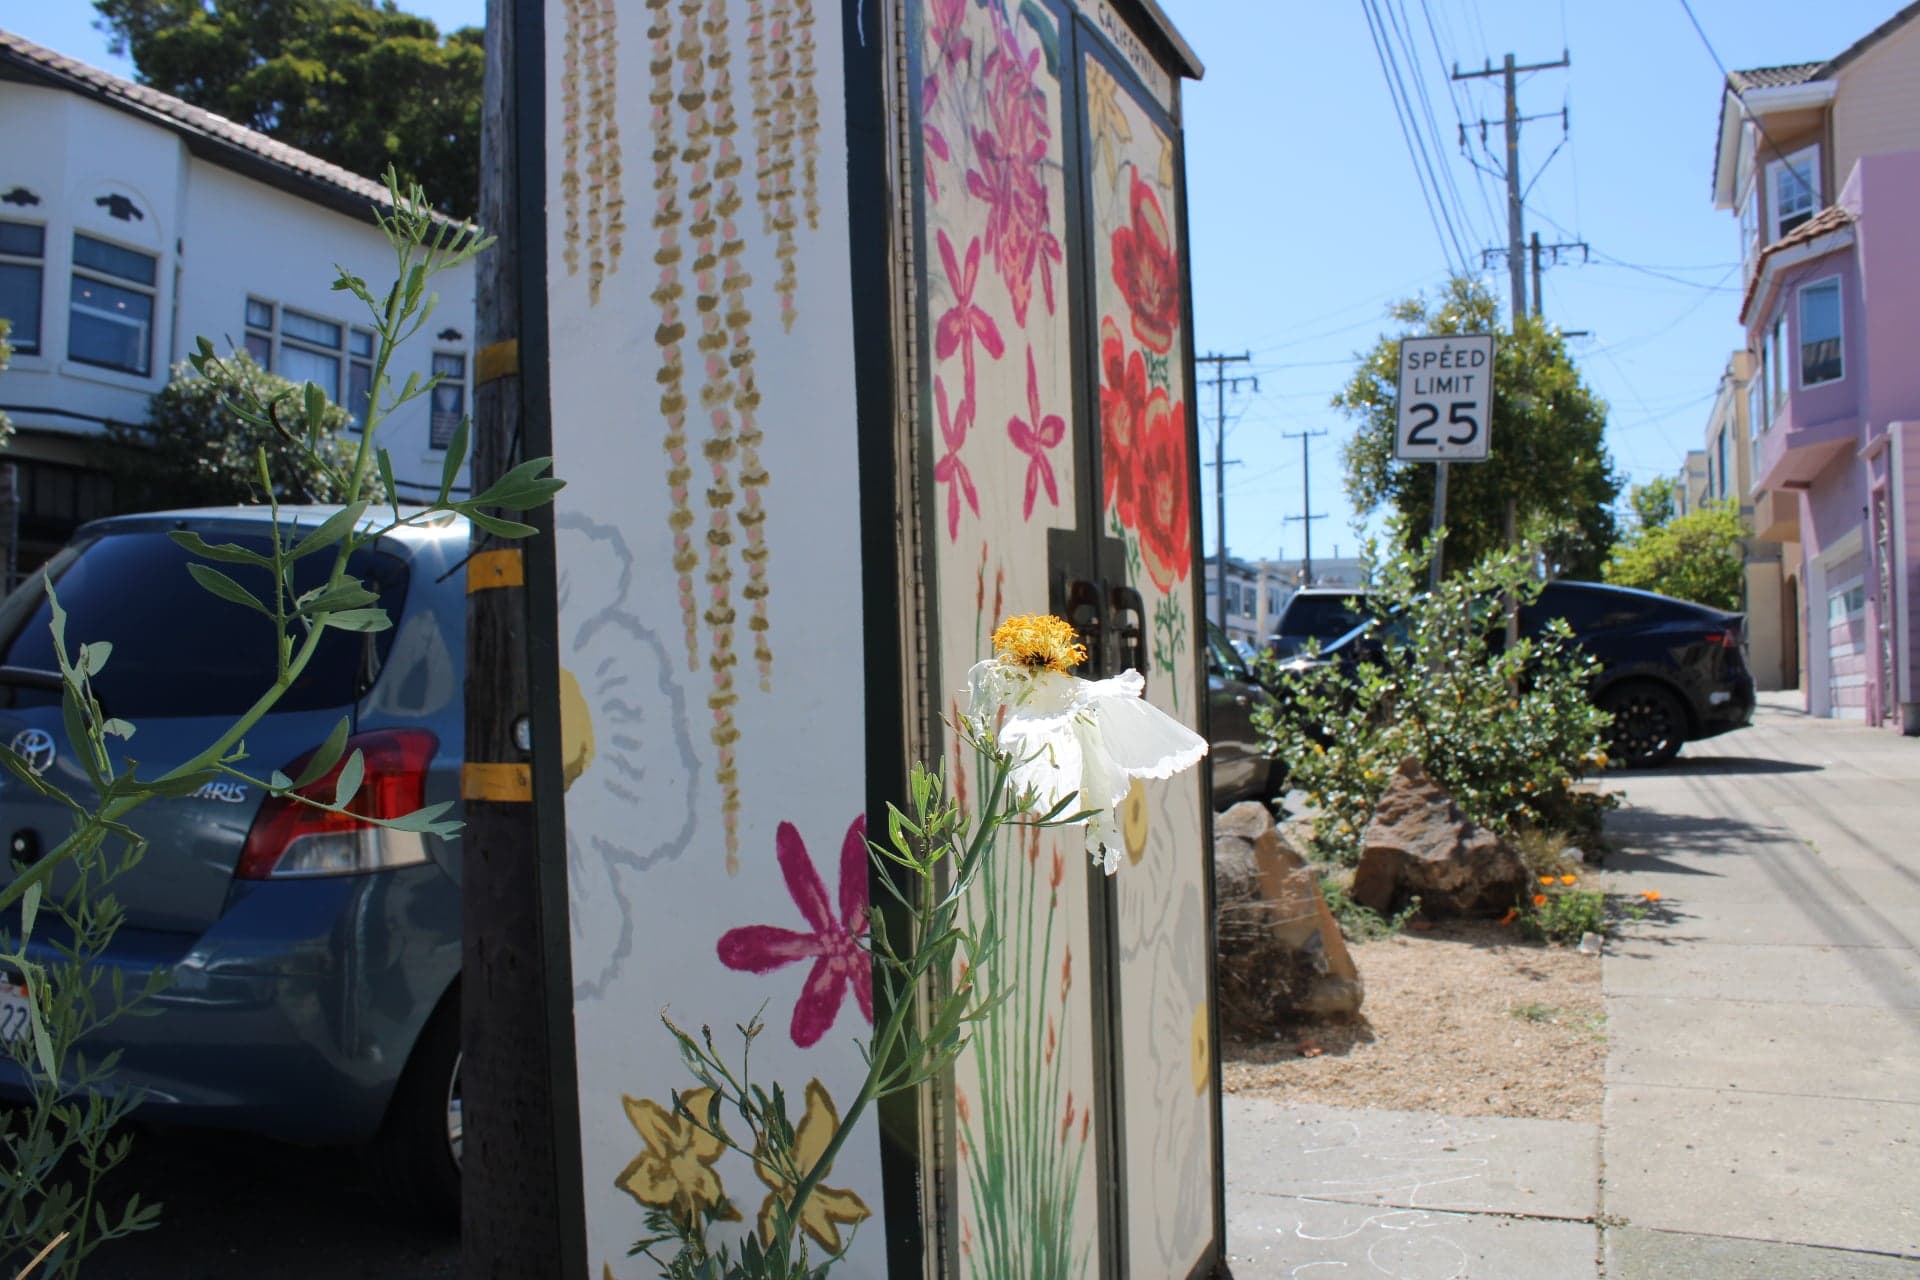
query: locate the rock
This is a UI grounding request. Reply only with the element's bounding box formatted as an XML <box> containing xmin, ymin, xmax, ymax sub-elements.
<box><xmin>1214</xmin><ymin>802</ymin><xmax>1363</xmax><ymax>1032</ymax></box>
<box><xmin>1351</xmin><ymin>757</ymin><xmax>1529</xmax><ymax>918</ymax></box>
<box><xmin>1577</xmin><ymin>932</ymin><xmax>1604</xmax><ymax>955</ymax></box>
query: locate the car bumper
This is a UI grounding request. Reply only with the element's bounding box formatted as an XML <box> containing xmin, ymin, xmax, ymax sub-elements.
<box><xmin>1</xmin><ymin>865</ymin><xmax>458</xmax><ymax>1145</ymax></box>
<box><xmin>1694</xmin><ymin>673</ymin><xmax>1757</xmax><ymax>741</ymax></box>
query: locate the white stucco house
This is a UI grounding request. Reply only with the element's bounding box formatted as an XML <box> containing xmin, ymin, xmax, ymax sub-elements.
<box><xmin>0</xmin><ymin>28</ymin><xmax>474</xmax><ymax>580</ymax></box>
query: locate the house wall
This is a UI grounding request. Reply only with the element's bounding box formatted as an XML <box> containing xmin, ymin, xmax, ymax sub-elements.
<box><xmin>0</xmin><ymin>80</ymin><xmax>473</xmax><ymax>502</ymax></box>
<box><xmin>1846</xmin><ymin>155</ymin><xmax>1920</xmax><ymax>434</ymax></box>
<box><xmin>1831</xmin><ymin>15</ymin><xmax>1920</xmax><ymax>183</ymax></box>
<box><xmin>1898</xmin><ymin>423</ymin><xmax>1920</xmax><ymax>728</ymax></box>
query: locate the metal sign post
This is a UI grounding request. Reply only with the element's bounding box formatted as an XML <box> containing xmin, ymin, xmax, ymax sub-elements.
<box><xmin>1395</xmin><ymin>333</ymin><xmax>1494</xmax><ymax>586</ymax></box>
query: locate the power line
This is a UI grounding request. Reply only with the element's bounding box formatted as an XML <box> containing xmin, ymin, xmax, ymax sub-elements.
<box><xmin>1454</xmin><ymin>50</ymin><xmax>1572</xmax><ymax>323</ymax></box>
<box><xmin>1359</xmin><ymin>0</ymin><xmax>1472</xmax><ymax>276</ymax></box>
<box><xmin>1198</xmin><ymin>352</ymin><xmax>1256</xmax><ymax>634</ymax></box>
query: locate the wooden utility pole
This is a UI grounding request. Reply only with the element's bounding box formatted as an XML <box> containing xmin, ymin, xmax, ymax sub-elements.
<box><xmin>1453</xmin><ymin>51</ymin><xmax>1569</xmax><ymax>327</ymax></box>
<box><xmin>1197</xmin><ymin>351</ymin><xmax>1253</xmax><ymax>634</ymax></box>
<box><xmin>463</xmin><ymin>0</ymin><xmax>578</xmax><ymax>1272</ymax></box>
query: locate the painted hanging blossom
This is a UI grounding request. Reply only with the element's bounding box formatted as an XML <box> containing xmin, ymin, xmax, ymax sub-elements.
<box><xmin>934</xmin><ymin>229</ymin><xmax>1005</xmax><ymax>397</ymax></box>
<box><xmin>717</xmin><ymin>817</ymin><xmax>873</xmax><ymax>1048</ymax></box>
<box><xmin>934</xmin><ymin>376</ymin><xmax>979</xmax><ymax>540</ymax></box>
<box><xmin>1007</xmin><ymin>346</ymin><xmax>1065</xmax><ymax>519</ymax></box>
<box><xmin>1111</xmin><ymin>169</ymin><xmax>1180</xmax><ymax>354</ymax></box>
<box><xmin>967</xmin><ymin>7</ymin><xmax>1062</xmax><ymax>326</ymax></box>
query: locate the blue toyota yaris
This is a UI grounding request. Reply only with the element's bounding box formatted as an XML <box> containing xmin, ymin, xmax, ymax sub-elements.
<box><xmin>0</xmin><ymin>506</ymin><xmax>468</xmax><ymax>1221</ymax></box>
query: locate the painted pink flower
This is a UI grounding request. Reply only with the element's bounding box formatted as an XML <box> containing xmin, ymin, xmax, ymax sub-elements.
<box><xmin>927</xmin><ymin>0</ymin><xmax>972</xmax><ymax>72</ymax></box>
<box><xmin>934</xmin><ymin>376</ymin><xmax>979</xmax><ymax>540</ymax></box>
<box><xmin>922</xmin><ymin>74</ymin><xmax>950</xmax><ymax>202</ymax></box>
<box><xmin>1007</xmin><ymin>347</ymin><xmax>1065</xmax><ymax>519</ymax></box>
<box><xmin>935</xmin><ymin>230</ymin><xmax>1005</xmax><ymax>395</ymax></box>
<box><xmin>717</xmin><ymin>817</ymin><xmax>873</xmax><ymax>1048</ymax></box>
<box><xmin>966</xmin><ymin>11</ymin><xmax>1062</xmax><ymax>326</ymax></box>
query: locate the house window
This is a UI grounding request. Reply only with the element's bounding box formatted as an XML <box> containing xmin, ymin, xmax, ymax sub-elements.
<box><xmin>68</xmin><ymin>232</ymin><xmax>156</xmax><ymax>376</ymax></box>
<box><xmin>1738</xmin><ymin>181</ymin><xmax>1760</xmax><ymax>276</ymax></box>
<box><xmin>279</xmin><ymin>308</ymin><xmax>343</xmax><ymax>401</ymax></box>
<box><xmin>243</xmin><ymin>297</ymin><xmax>274</xmax><ymax>369</ymax></box>
<box><xmin>1714</xmin><ymin>428</ymin><xmax>1729</xmax><ymax>499</ymax></box>
<box><xmin>430</xmin><ymin>351</ymin><xmax>466</xmax><ymax>448</ymax></box>
<box><xmin>0</xmin><ymin>220</ymin><xmax>44</xmax><ymax>355</ymax></box>
<box><xmin>244</xmin><ymin>299</ymin><xmax>376</xmax><ymax>422</ymax></box>
<box><xmin>1768</xmin><ymin>314</ymin><xmax>1785</xmax><ymax>417</ymax></box>
<box><xmin>1768</xmin><ymin>146</ymin><xmax>1819</xmax><ymax>241</ymax></box>
<box><xmin>1753</xmin><ymin>347</ymin><xmax>1769</xmax><ymax>432</ymax></box>
<box><xmin>1798</xmin><ymin>277</ymin><xmax>1842</xmax><ymax>387</ymax></box>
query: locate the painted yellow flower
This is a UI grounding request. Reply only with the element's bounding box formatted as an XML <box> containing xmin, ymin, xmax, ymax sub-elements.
<box><xmin>614</xmin><ymin>1087</ymin><xmax>739</xmax><ymax>1223</ymax></box>
<box><xmin>1189</xmin><ymin>1004</ymin><xmax>1210</xmax><ymax>1095</ymax></box>
<box><xmin>755</xmin><ymin>1079</ymin><xmax>872</xmax><ymax>1252</ymax></box>
<box><xmin>1121</xmin><ymin>778</ymin><xmax>1150</xmax><ymax>865</ymax></box>
<box><xmin>1085</xmin><ymin>59</ymin><xmax>1134</xmax><ymax>188</ymax></box>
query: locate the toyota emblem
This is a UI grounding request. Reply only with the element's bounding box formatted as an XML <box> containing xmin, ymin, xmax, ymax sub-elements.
<box><xmin>8</xmin><ymin>728</ymin><xmax>56</xmax><ymax>777</ymax></box>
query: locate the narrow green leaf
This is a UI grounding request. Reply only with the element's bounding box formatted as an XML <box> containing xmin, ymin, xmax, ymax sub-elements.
<box><xmin>290</xmin><ymin>502</ymin><xmax>370</xmax><ymax>560</ymax></box>
<box><xmin>380</xmin><ymin>800</ymin><xmax>459</xmax><ymax>834</ymax></box>
<box><xmin>27</xmin><ymin>984</ymin><xmax>56</xmax><ymax>1080</ymax></box>
<box><xmin>20</xmin><ymin>882</ymin><xmax>40</xmax><ymax>941</ymax></box>
<box><xmin>186</xmin><ymin>563</ymin><xmax>271</xmax><ymax>615</ymax></box>
<box><xmin>377</xmin><ymin>448</ymin><xmax>401</xmax><ymax>518</ymax></box>
<box><xmin>295</xmin><ymin>579</ymin><xmax>379</xmax><ymax>615</ymax></box>
<box><xmin>101</xmin><ymin>718</ymin><xmax>135</xmax><ymax>740</ymax></box>
<box><xmin>471</xmin><ymin>457</ymin><xmax>565</xmax><ymax>509</ymax></box>
<box><xmin>463</xmin><ymin>508</ymin><xmax>538</xmax><ymax>538</ymax></box>
<box><xmin>437</xmin><ymin>415</ymin><xmax>470</xmax><ymax>504</ymax></box>
<box><xmin>294</xmin><ymin>717</ymin><xmax>352</xmax><ymax>789</ymax></box>
<box><xmin>333</xmin><ymin>748</ymin><xmax>366</xmax><ymax>809</ymax></box>
<box><xmin>320</xmin><ymin>607</ymin><xmax>394</xmax><ymax>633</ymax></box>
<box><xmin>269</xmin><ymin>770</ymin><xmax>293</xmax><ymax>792</ymax></box>
<box><xmin>168</xmin><ymin>530</ymin><xmax>273</xmax><ymax>568</ymax></box>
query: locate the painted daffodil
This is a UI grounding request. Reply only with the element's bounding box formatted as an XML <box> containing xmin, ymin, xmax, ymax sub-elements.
<box><xmin>614</xmin><ymin>1086</ymin><xmax>740</xmax><ymax>1224</ymax></box>
<box><xmin>755</xmin><ymin>1079</ymin><xmax>872</xmax><ymax>1252</ymax></box>
<box><xmin>968</xmin><ymin>614</ymin><xmax>1207</xmax><ymax>874</ymax></box>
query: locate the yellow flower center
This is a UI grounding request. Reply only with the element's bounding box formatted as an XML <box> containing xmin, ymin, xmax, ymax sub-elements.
<box><xmin>991</xmin><ymin>614</ymin><xmax>1088</xmax><ymax>674</ymax></box>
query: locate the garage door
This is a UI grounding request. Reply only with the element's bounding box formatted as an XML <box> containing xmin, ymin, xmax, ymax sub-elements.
<box><xmin>1826</xmin><ymin>561</ymin><xmax>1868</xmax><ymax>720</ymax></box>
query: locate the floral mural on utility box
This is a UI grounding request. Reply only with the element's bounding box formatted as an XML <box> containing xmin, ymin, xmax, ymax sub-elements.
<box><xmin>1083</xmin><ymin>48</ymin><xmax>1215</xmax><ymax>1277</ymax></box>
<box><xmin>916</xmin><ymin>0</ymin><xmax>1101</xmax><ymax>1275</ymax></box>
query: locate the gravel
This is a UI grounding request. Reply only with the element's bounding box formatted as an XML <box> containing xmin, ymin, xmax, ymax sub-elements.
<box><xmin>1221</xmin><ymin>919</ymin><xmax>1606</xmax><ymax>1122</ymax></box>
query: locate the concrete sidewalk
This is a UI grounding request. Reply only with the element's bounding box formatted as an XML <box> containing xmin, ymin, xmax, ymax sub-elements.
<box><xmin>1223</xmin><ymin>698</ymin><xmax>1920</xmax><ymax>1278</ymax></box>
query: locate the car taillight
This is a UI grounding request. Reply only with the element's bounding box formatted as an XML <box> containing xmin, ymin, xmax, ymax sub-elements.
<box><xmin>237</xmin><ymin>729</ymin><xmax>439</xmax><ymax>879</ymax></box>
<box><xmin>1703</xmin><ymin>630</ymin><xmax>1740</xmax><ymax>650</ymax></box>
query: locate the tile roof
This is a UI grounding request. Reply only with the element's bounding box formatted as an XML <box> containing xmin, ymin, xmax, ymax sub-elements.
<box><xmin>1726</xmin><ymin>63</ymin><xmax>1823</xmax><ymax>93</ymax></box>
<box><xmin>0</xmin><ymin>27</ymin><xmax>399</xmax><ymax>222</ymax></box>
<box><xmin>1738</xmin><ymin>205</ymin><xmax>1856</xmax><ymax>322</ymax></box>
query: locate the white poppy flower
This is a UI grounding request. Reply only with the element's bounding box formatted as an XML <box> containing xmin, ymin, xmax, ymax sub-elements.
<box><xmin>967</xmin><ymin>615</ymin><xmax>1207</xmax><ymax>874</ymax></box>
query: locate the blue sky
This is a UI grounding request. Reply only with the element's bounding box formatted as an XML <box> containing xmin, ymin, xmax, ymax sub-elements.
<box><xmin>12</xmin><ymin>0</ymin><xmax>1897</xmax><ymax>563</ymax></box>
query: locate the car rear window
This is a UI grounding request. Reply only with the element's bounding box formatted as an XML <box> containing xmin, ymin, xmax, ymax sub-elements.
<box><xmin>1279</xmin><ymin>594</ymin><xmax>1370</xmax><ymax>639</ymax></box>
<box><xmin>0</xmin><ymin>529</ymin><xmax>407</xmax><ymax>718</ymax></box>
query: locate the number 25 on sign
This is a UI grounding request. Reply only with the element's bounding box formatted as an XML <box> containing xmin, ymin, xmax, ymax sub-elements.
<box><xmin>1395</xmin><ymin>334</ymin><xmax>1494</xmax><ymax>462</ymax></box>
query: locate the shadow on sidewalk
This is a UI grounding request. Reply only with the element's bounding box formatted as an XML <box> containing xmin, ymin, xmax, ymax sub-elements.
<box><xmin>1648</xmin><ymin>755</ymin><xmax>1823</xmax><ymax>778</ymax></box>
<box><xmin>1605</xmin><ymin>809</ymin><xmax>1787</xmax><ymax>870</ymax></box>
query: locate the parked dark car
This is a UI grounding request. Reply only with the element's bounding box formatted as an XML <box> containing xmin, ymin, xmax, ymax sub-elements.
<box><xmin>1205</xmin><ymin>622</ymin><xmax>1279</xmax><ymax>806</ymax></box>
<box><xmin>1272</xmin><ymin>580</ymin><xmax>1756</xmax><ymax>768</ymax></box>
<box><xmin>0</xmin><ymin>507</ymin><xmax>466</xmax><ymax>1221</ymax></box>
<box><xmin>1265</xmin><ymin>586</ymin><xmax>1374</xmax><ymax>659</ymax></box>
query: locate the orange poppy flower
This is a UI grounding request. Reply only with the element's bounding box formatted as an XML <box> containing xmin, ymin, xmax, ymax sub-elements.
<box><xmin>1532</xmin><ymin>894</ymin><xmax>1548</xmax><ymax>907</ymax></box>
<box><xmin>1560</xmin><ymin>874</ymin><xmax>1578</xmax><ymax>885</ymax></box>
<box><xmin>1641</xmin><ymin>889</ymin><xmax>1662</xmax><ymax>902</ymax></box>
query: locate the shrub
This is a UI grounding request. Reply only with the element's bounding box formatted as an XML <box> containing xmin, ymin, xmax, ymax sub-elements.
<box><xmin>1254</xmin><ymin>542</ymin><xmax>1610</xmax><ymax>867</ymax></box>
<box><xmin>1521</xmin><ymin>883</ymin><xmax>1605</xmax><ymax>943</ymax></box>
<box><xmin>105</xmin><ymin>351</ymin><xmax>379</xmax><ymax>512</ymax></box>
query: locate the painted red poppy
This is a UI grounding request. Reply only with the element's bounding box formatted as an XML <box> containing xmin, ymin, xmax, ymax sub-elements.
<box><xmin>1132</xmin><ymin>388</ymin><xmax>1191</xmax><ymax>591</ymax></box>
<box><xmin>1110</xmin><ymin>173</ymin><xmax>1179</xmax><ymax>354</ymax></box>
<box><xmin>1098</xmin><ymin>316</ymin><xmax>1149</xmax><ymax>529</ymax></box>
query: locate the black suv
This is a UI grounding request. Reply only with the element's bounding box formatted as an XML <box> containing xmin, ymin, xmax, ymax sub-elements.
<box><xmin>1265</xmin><ymin>587</ymin><xmax>1373</xmax><ymax>659</ymax></box>
<box><xmin>1277</xmin><ymin>580</ymin><xmax>1755</xmax><ymax>767</ymax></box>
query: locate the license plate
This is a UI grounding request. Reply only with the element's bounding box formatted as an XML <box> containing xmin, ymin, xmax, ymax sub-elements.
<box><xmin>0</xmin><ymin>979</ymin><xmax>31</xmax><ymax>1045</ymax></box>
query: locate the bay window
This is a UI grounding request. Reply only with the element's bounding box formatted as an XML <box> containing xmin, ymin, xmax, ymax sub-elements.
<box><xmin>69</xmin><ymin>232</ymin><xmax>156</xmax><ymax>376</ymax></box>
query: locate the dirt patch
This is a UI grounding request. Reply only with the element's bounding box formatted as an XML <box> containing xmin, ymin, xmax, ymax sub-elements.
<box><xmin>1221</xmin><ymin>920</ymin><xmax>1605</xmax><ymax>1122</ymax></box>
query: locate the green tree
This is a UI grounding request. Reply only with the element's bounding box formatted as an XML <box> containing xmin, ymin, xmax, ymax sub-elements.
<box><xmin>1335</xmin><ymin>277</ymin><xmax>1623</xmax><ymax>578</ymax></box>
<box><xmin>93</xmin><ymin>0</ymin><xmax>483</xmax><ymax>218</ymax></box>
<box><xmin>1603</xmin><ymin>499</ymin><xmax>1745</xmax><ymax>612</ymax></box>
<box><xmin>1628</xmin><ymin>475</ymin><xmax>1678</xmax><ymax>532</ymax></box>
<box><xmin>106</xmin><ymin>350</ymin><xmax>380</xmax><ymax>511</ymax></box>
<box><xmin>1</xmin><ymin>317</ymin><xmax>13</xmax><ymax>445</ymax></box>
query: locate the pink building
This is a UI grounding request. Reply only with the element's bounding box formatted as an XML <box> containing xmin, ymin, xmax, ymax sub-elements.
<box><xmin>1711</xmin><ymin>6</ymin><xmax>1920</xmax><ymax>731</ymax></box>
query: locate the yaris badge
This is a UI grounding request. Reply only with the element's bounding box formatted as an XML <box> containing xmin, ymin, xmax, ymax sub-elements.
<box><xmin>8</xmin><ymin>728</ymin><xmax>56</xmax><ymax>777</ymax></box>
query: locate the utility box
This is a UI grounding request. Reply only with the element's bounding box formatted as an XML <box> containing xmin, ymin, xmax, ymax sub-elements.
<box><xmin>518</xmin><ymin>0</ymin><xmax>1219</xmax><ymax>1273</ymax></box>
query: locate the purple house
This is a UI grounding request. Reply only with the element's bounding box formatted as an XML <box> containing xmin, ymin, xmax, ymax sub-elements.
<box><xmin>1711</xmin><ymin>5</ymin><xmax>1920</xmax><ymax>731</ymax></box>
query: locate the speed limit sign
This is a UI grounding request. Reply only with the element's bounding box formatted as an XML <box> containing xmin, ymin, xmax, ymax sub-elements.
<box><xmin>1395</xmin><ymin>334</ymin><xmax>1494</xmax><ymax>461</ymax></box>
